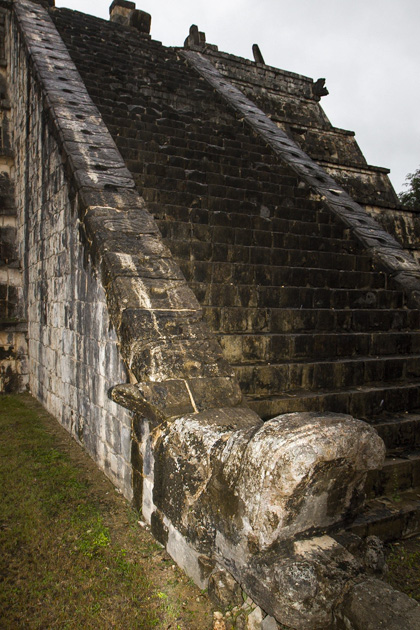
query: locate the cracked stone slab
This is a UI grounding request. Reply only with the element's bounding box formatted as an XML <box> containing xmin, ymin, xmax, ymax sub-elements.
<box><xmin>111</xmin><ymin>376</ymin><xmax>243</xmax><ymax>421</ymax></box>
<box><xmin>101</xmin><ymin>251</ymin><xmax>185</xmax><ymax>281</ymax></box>
<box><xmin>85</xmin><ymin>206</ymin><xmax>159</xmax><ymax>236</ymax></box>
<box><xmin>117</xmin><ymin>307</ymin><xmax>205</xmax><ymax>348</ymax></box>
<box><xmin>129</xmin><ymin>337</ymin><xmax>233</xmax><ymax>381</ymax></box>
<box><xmin>109</xmin><ymin>276</ymin><xmax>200</xmax><ymax>312</ymax></box>
<box><xmin>85</xmin><ymin>227</ymin><xmax>172</xmax><ymax>263</ymax></box>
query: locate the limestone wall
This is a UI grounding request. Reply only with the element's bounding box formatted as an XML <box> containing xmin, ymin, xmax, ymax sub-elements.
<box><xmin>6</xmin><ymin>5</ymin><xmax>133</xmax><ymax>498</ymax></box>
<box><xmin>0</xmin><ymin>4</ymin><xmax>27</xmax><ymax>393</ymax></box>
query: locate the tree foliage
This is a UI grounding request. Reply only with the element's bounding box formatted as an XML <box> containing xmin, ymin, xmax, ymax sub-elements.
<box><xmin>399</xmin><ymin>167</ymin><xmax>420</xmax><ymax>209</ymax></box>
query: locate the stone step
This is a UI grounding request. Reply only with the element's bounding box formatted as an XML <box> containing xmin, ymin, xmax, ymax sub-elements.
<box><xmin>162</xmin><ymin>227</ymin><xmax>360</xmax><ymax>255</ymax></box>
<box><xmin>126</xmin><ymin>134</ymin><xmax>275</xmax><ymax>165</ymax></box>
<box><xmin>151</xmin><ymin>184</ymin><xmax>333</xmax><ymax>214</ymax></box>
<box><xmin>134</xmin><ymin>133</ymin><xmax>277</xmax><ymax>162</ymax></box>
<box><xmin>148</xmin><ymin>201</ymin><xmax>341</xmax><ymax>226</ymax></box>
<box><xmin>133</xmin><ymin>141</ymin><xmax>283</xmax><ymax>171</ymax></box>
<box><xmin>170</xmin><ymin>244</ymin><xmax>374</xmax><ymax>272</ymax></box>
<box><xmin>348</xmin><ymin>489</ymin><xmax>420</xmax><ymax>542</ymax></box>
<box><xmin>203</xmin><ymin>307</ymin><xmax>420</xmax><ymax>334</ymax></box>
<box><xmin>129</xmin><ymin>153</ymin><xmax>293</xmax><ymax>182</ymax></box>
<box><xmin>149</xmin><ymin>151</ymin><xmax>283</xmax><ymax>175</ymax></box>
<box><xmin>136</xmin><ymin>155</ymin><xmax>295</xmax><ymax>179</ymax></box>
<box><xmin>268</xmin><ymin>247</ymin><xmax>372</xmax><ymax>272</ymax></box>
<box><xmin>222</xmin><ymin>332</ymin><xmax>420</xmax><ymax>364</ymax></box>
<box><xmin>189</xmin><ymin>282</ymin><xmax>405</xmax><ymax>310</ymax></box>
<box><xmin>156</xmin><ymin>215</ymin><xmax>350</xmax><ymax>240</ymax></box>
<box><xmin>179</xmin><ymin>261</ymin><xmax>386</xmax><ymax>290</ymax></box>
<box><xmin>235</xmin><ymin>356</ymin><xmax>420</xmax><ymax>395</ymax></box>
<box><xmin>371</xmin><ymin>413</ymin><xmax>420</xmax><ymax>450</ymax></box>
<box><xmin>365</xmin><ymin>450</ymin><xmax>420</xmax><ymax>499</ymax></box>
<box><xmin>247</xmin><ymin>380</ymin><xmax>420</xmax><ymax>420</ymax></box>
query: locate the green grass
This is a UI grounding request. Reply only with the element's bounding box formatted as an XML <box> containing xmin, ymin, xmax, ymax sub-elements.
<box><xmin>0</xmin><ymin>394</ymin><xmax>213</xmax><ymax>629</ymax></box>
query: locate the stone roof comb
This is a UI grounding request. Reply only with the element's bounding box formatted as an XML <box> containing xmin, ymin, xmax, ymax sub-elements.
<box><xmin>252</xmin><ymin>44</ymin><xmax>265</xmax><ymax>64</ymax></box>
<box><xmin>109</xmin><ymin>0</ymin><xmax>151</xmax><ymax>34</ymax></box>
<box><xmin>184</xmin><ymin>25</ymin><xmax>206</xmax><ymax>48</ymax></box>
<box><xmin>313</xmin><ymin>78</ymin><xmax>329</xmax><ymax>98</ymax></box>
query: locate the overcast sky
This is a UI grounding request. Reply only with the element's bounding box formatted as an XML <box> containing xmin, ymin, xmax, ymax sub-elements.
<box><xmin>55</xmin><ymin>0</ymin><xmax>420</xmax><ymax>195</ymax></box>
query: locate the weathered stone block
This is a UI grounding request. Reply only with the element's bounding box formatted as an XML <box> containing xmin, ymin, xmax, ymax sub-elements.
<box><xmin>246</xmin><ymin>606</ymin><xmax>263</xmax><ymax>630</ymax></box>
<box><xmin>102</xmin><ymin>251</ymin><xmax>184</xmax><ymax>281</ymax></box>
<box><xmin>227</xmin><ymin>413</ymin><xmax>385</xmax><ymax>548</ymax></box>
<box><xmin>335</xmin><ymin>578</ymin><xmax>420</xmax><ymax>630</ymax></box>
<box><xmin>242</xmin><ymin>535</ymin><xmax>362</xmax><ymax>630</ymax></box>
<box><xmin>118</xmin><ymin>307</ymin><xmax>204</xmax><ymax>349</ymax></box>
<box><xmin>130</xmin><ymin>337</ymin><xmax>232</xmax><ymax>381</ymax></box>
<box><xmin>149</xmin><ymin>409</ymin><xmax>384</xmax><ymax>600</ymax></box>
<box><xmin>261</xmin><ymin>616</ymin><xmax>278</xmax><ymax>630</ymax></box>
<box><xmin>188</xmin><ymin>376</ymin><xmax>243</xmax><ymax>411</ymax></box>
<box><xmin>109</xmin><ymin>276</ymin><xmax>198</xmax><ymax>312</ymax></box>
<box><xmin>110</xmin><ymin>380</ymin><xmax>195</xmax><ymax>423</ymax></box>
<box><xmin>88</xmin><ymin>230</ymin><xmax>172</xmax><ymax>266</ymax></box>
<box><xmin>85</xmin><ymin>205</ymin><xmax>158</xmax><ymax>236</ymax></box>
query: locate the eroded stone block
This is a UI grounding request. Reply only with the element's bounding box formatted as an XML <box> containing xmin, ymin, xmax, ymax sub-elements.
<box><xmin>110</xmin><ymin>380</ymin><xmax>195</xmax><ymax>423</ymax></box>
<box><xmin>335</xmin><ymin>578</ymin><xmax>420</xmax><ymax>630</ymax></box>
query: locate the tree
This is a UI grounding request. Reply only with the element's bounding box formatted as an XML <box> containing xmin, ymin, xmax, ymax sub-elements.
<box><xmin>399</xmin><ymin>167</ymin><xmax>420</xmax><ymax>209</ymax></box>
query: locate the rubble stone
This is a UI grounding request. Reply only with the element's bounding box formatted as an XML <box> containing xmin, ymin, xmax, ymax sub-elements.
<box><xmin>208</xmin><ymin>567</ymin><xmax>243</xmax><ymax>611</ymax></box>
<box><xmin>261</xmin><ymin>616</ymin><xmax>278</xmax><ymax>630</ymax></box>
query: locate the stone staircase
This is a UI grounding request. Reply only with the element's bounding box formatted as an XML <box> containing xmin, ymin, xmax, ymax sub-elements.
<box><xmin>349</xmin><ymin>413</ymin><xmax>420</xmax><ymax>541</ymax></box>
<box><xmin>52</xmin><ymin>8</ymin><xmax>420</xmax><ymax>540</ymax></box>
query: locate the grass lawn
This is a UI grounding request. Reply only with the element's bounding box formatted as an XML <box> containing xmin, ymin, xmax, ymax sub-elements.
<box><xmin>0</xmin><ymin>394</ymin><xmax>215</xmax><ymax>629</ymax></box>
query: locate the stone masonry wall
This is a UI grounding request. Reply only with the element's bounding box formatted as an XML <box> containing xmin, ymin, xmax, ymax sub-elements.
<box><xmin>0</xmin><ymin>4</ymin><xmax>27</xmax><ymax>392</ymax></box>
<box><xmin>366</xmin><ymin>204</ymin><xmax>420</xmax><ymax>265</ymax></box>
<box><xmin>7</xmin><ymin>5</ymin><xmax>133</xmax><ymax>498</ymax></box>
